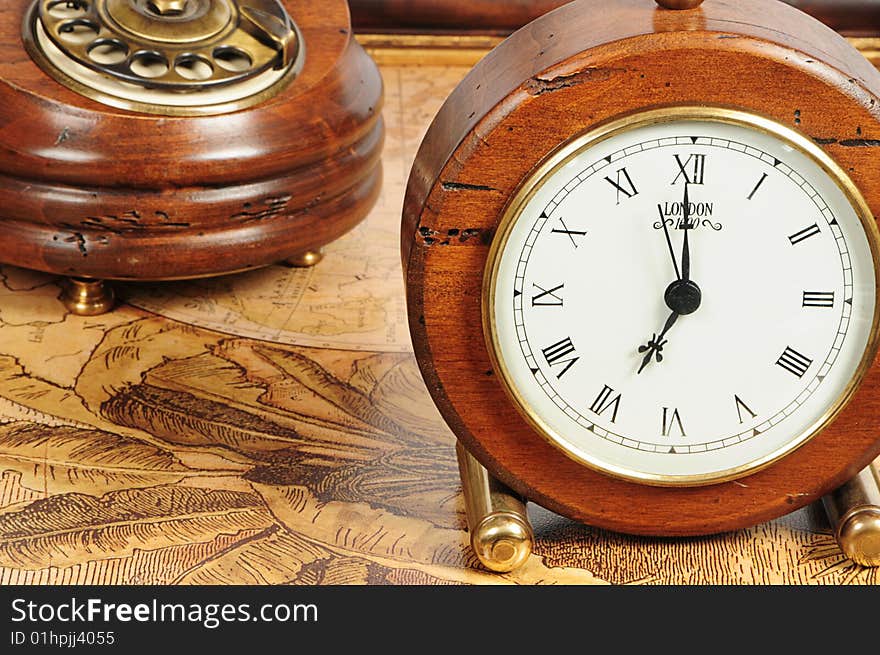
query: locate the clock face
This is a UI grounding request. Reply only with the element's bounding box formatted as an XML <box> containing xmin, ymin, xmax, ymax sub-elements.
<box><xmin>487</xmin><ymin>109</ymin><xmax>879</xmax><ymax>485</ymax></box>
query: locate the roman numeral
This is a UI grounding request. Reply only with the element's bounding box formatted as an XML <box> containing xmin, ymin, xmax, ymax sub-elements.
<box><xmin>532</xmin><ymin>283</ymin><xmax>564</xmax><ymax>307</ymax></box>
<box><xmin>789</xmin><ymin>223</ymin><xmax>820</xmax><ymax>245</ymax></box>
<box><xmin>776</xmin><ymin>346</ymin><xmax>813</xmax><ymax>378</ymax></box>
<box><xmin>734</xmin><ymin>395</ymin><xmax>757</xmax><ymax>424</ymax></box>
<box><xmin>747</xmin><ymin>173</ymin><xmax>768</xmax><ymax>200</ymax></box>
<box><xmin>589</xmin><ymin>385</ymin><xmax>621</xmax><ymax>423</ymax></box>
<box><xmin>672</xmin><ymin>154</ymin><xmax>706</xmax><ymax>185</ymax></box>
<box><xmin>661</xmin><ymin>407</ymin><xmax>686</xmax><ymax>437</ymax></box>
<box><xmin>803</xmin><ymin>291</ymin><xmax>835</xmax><ymax>308</ymax></box>
<box><xmin>551</xmin><ymin>217</ymin><xmax>587</xmax><ymax>248</ymax></box>
<box><xmin>541</xmin><ymin>337</ymin><xmax>580</xmax><ymax>379</ymax></box>
<box><xmin>605</xmin><ymin>167</ymin><xmax>639</xmax><ymax>204</ymax></box>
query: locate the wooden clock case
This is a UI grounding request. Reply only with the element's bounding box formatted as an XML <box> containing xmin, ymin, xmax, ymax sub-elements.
<box><xmin>402</xmin><ymin>0</ymin><xmax>880</xmax><ymax>537</ymax></box>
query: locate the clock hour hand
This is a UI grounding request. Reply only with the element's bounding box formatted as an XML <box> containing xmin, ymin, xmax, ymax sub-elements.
<box><xmin>637</xmin><ymin>310</ymin><xmax>679</xmax><ymax>374</ymax></box>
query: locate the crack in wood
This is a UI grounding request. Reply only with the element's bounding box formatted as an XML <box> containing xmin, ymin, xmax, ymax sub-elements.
<box><xmin>811</xmin><ymin>137</ymin><xmax>880</xmax><ymax>147</ymax></box>
<box><xmin>440</xmin><ymin>181</ymin><xmax>498</xmax><ymax>192</ymax></box>
<box><xmin>65</xmin><ymin>211</ymin><xmax>191</xmax><ymax>234</ymax></box>
<box><xmin>840</xmin><ymin>138</ymin><xmax>880</xmax><ymax>147</ymax></box>
<box><xmin>63</xmin><ymin>233</ymin><xmax>87</xmax><ymax>257</ymax></box>
<box><xmin>525</xmin><ymin>67</ymin><xmax>624</xmax><ymax>96</ymax></box>
<box><xmin>417</xmin><ymin>226</ymin><xmax>488</xmax><ymax>246</ymax></box>
<box><xmin>230</xmin><ymin>196</ymin><xmax>295</xmax><ymax>223</ymax></box>
<box><xmin>54</xmin><ymin>128</ymin><xmax>71</xmax><ymax>146</ymax></box>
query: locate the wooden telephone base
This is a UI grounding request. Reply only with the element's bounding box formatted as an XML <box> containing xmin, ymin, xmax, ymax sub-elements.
<box><xmin>3</xmin><ymin>0</ymin><xmax>383</xmax><ymax>316</ymax></box>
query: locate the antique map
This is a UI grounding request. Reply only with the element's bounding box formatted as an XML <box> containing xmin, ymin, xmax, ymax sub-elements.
<box><xmin>0</xmin><ymin>63</ymin><xmax>877</xmax><ymax>586</ymax></box>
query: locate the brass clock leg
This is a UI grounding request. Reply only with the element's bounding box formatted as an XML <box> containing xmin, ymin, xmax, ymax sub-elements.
<box><xmin>285</xmin><ymin>248</ymin><xmax>325</xmax><ymax>268</ymax></box>
<box><xmin>60</xmin><ymin>277</ymin><xmax>116</xmax><ymax>316</ymax></box>
<box><xmin>822</xmin><ymin>465</ymin><xmax>880</xmax><ymax>567</ymax></box>
<box><xmin>456</xmin><ymin>442</ymin><xmax>533</xmax><ymax>573</ymax></box>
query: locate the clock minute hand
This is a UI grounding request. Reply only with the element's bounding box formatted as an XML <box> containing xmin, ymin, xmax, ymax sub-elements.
<box><xmin>658</xmin><ymin>203</ymin><xmax>681</xmax><ymax>280</ymax></box>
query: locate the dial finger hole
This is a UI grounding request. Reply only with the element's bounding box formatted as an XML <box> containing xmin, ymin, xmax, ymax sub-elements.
<box><xmin>130</xmin><ymin>51</ymin><xmax>169</xmax><ymax>79</ymax></box>
<box><xmin>213</xmin><ymin>46</ymin><xmax>252</xmax><ymax>73</ymax></box>
<box><xmin>174</xmin><ymin>55</ymin><xmax>214</xmax><ymax>81</ymax></box>
<box><xmin>87</xmin><ymin>39</ymin><xmax>129</xmax><ymax>66</ymax></box>
<box><xmin>57</xmin><ymin>19</ymin><xmax>99</xmax><ymax>45</ymax></box>
<box><xmin>47</xmin><ymin>0</ymin><xmax>89</xmax><ymax>19</ymax></box>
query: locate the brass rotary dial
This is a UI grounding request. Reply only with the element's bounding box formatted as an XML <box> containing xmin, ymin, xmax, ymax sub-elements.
<box><xmin>24</xmin><ymin>0</ymin><xmax>303</xmax><ymax>114</ymax></box>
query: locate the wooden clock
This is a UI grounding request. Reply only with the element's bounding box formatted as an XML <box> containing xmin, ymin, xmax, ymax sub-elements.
<box><xmin>0</xmin><ymin>0</ymin><xmax>383</xmax><ymax>314</ymax></box>
<box><xmin>403</xmin><ymin>0</ymin><xmax>880</xmax><ymax>572</ymax></box>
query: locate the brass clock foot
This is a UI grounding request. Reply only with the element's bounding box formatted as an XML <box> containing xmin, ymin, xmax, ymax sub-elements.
<box><xmin>456</xmin><ymin>442</ymin><xmax>533</xmax><ymax>573</ymax></box>
<box><xmin>285</xmin><ymin>249</ymin><xmax>325</xmax><ymax>268</ymax></box>
<box><xmin>822</xmin><ymin>465</ymin><xmax>880</xmax><ymax>567</ymax></box>
<box><xmin>60</xmin><ymin>278</ymin><xmax>116</xmax><ymax>316</ymax></box>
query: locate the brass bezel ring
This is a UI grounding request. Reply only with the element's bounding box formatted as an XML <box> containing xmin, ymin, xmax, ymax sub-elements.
<box><xmin>482</xmin><ymin>105</ymin><xmax>880</xmax><ymax>488</ymax></box>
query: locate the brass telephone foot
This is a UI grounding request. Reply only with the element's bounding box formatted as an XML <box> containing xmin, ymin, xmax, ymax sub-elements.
<box><xmin>456</xmin><ymin>442</ymin><xmax>533</xmax><ymax>573</ymax></box>
<box><xmin>61</xmin><ymin>278</ymin><xmax>116</xmax><ymax>316</ymax></box>
<box><xmin>285</xmin><ymin>249</ymin><xmax>325</xmax><ymax>268</ymax></box>
<box><xmin>822</xmin><ymin>465</ymin><xmax>880</xmax><ymax>567</ymax></box>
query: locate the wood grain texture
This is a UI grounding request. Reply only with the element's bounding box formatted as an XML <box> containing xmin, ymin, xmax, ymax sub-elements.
<box><xmin>351</xmin><ymin>0</ymin><xmax>880</xmax><ymax>36</ymax></box>
<box><xmin>403</xmin><ymin>0</ymin><xmax>880</xmax><ymax>535</ymax></box>
<box><xmin>0</xmin><ymin>60</ymin><xmax>877</xmax><ymax>586</ymax></box>
<box><xmin>785</xmin><ymin>1</ymin><xmax>880</xmax><ymax>35</ymax></box>
<box><xmin>0</xmin><ymin>0</ymin><xmax>384</xmax><ymax>280</ymax></box>
<box><xmin>350</xmin><ymin>0</ymin><xmax>566</xmax><ymax>34</ymax></box>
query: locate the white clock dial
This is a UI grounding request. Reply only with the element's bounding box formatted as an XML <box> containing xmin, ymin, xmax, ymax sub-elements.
<box><xmin>487</xmin><ymin>110</ymin><xmax>879</xmax><ymax>485</ymax></box>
